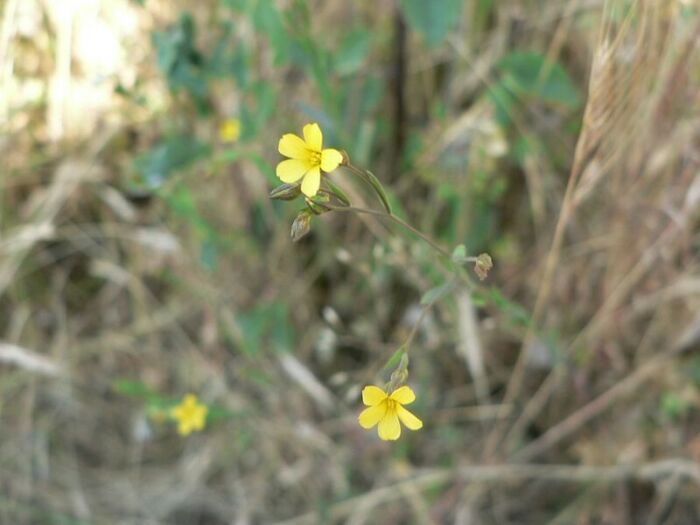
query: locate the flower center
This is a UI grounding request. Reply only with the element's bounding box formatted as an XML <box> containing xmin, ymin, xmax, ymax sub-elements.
<box><xmin>308</xmin><ymin>149</ymin><xmax>321</xmax><ymax>167</ymax></box>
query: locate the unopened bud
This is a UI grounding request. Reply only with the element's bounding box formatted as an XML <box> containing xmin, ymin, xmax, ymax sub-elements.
<box><xmin>474</xmin><ymin>253</ymin><xmax>493</xmax><ymax>281</ymax></box>
<box><xmin>270</xmin><ymin>183</ymin><xmax>301</xmax><ymax>201</ymax></box>
<box><xmin>291</xmin><ymin>210</ymin><xmax>312</xmax><ymax>242</ymax></box>
<box><xmin>386</xmin><ymin>353</ymin><xmax>409</xmax><ymax>392</ymax></box>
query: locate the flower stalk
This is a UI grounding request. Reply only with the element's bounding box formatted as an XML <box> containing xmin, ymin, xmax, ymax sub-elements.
<box><xmin>272</xmin><ymin>123</ymin><xmax>495</xmax><ymax>441</ymax></box>
<box><xmin>344</xmin><ymin>162</ymin><xmax>392</xmax><ymax>215</ymax></box>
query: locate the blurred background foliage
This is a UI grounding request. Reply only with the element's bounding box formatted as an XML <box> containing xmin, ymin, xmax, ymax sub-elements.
<box><xmin>1</xmin><ymin>0</ymin><xmax>700</xmax><ymax>523</ymax></box>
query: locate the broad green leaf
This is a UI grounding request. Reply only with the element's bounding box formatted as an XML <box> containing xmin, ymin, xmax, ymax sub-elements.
<box><xmin>399</xmin><ymin>0</ymin><xmax>463</xmax><ymax>47</ymax></box>
<box><xmin>253</xmin><ymin>0</ymin><xmax>290</xmax><ymax>65</ymax></box>
<box><xmin>334</xmin><ymin>29</ymin><xmax>371</xmax><ymax>75</ymax></box>
<box><xmin>207</xmin><ymin>22</ymin><xmax>234</xmax><ymax>78</ymax></box>
<box><xmin>134</xmin><ymin>135</ymin><xmax>209</xmax><ymax>189</ymax></box>
<box><xmin>486</xmin><ymin>83</ymin><xmax>517</xmax><ymax>126</ymax></box>
<box><xmin>222</xmin><ymin>0</ymin><xmax>252</xmax><ymax>11</ymax></box>
<box><xmin>497</xmin><ymin>52</ymin><xmax>582</xmax><ymax>109</ymax></box>
<box><xmin>151</xmin><ymin>13</ymin><xmax>209</xmax><ymax>111</ymax></box>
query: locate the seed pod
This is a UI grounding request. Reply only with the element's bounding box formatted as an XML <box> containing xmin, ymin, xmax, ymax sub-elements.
<box><xmin>474</xmin><ymin>253</ymin><xmax>493</xmax><ymax>281</ymax></box>
<box><xmin>291</xmin><ymin>210</ymin><xmax>312</xmax><ymax>242</ymax></box>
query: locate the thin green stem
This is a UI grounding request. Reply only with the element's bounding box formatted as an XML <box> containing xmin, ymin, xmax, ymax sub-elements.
<box><xmin>326</xmin><ymin>203</ymin><xmax>451</xmax><ymax>259</ymax></box>
<box><xmin>345</xmin><ymin>163</ymin><xmax>392</xmax><ymax>215</ymax></box>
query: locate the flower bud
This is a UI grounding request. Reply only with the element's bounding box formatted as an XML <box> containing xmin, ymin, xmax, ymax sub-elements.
<box><xmin>474</xmin><ymin>253</ymin><xmax>493</xmax><ymax>281</ymax></box>
<box><xmin>270</xmin><ymin>183</ymin><xmax>302</xmax><ymax>201</ymax></box>
<box><xmin>291</xmin><ymin>210</ymin><xmax>312</xmax><ymax>242</ymax></box>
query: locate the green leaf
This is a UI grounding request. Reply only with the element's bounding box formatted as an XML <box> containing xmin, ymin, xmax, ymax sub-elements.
<box><xmin>451</xmin><ymin>244</ymin><xmax>467</xmax><ymax>263</ymax></box>
<box><xmin>222</xmin><ymin>0</ymin><xmax>252</xmax><ymax>11</ymax></box>
<box><xmin>497</xmin><ymin>52</ymin><xmax>581</xmax><ymax>109</ymax></box>
<box><xmin>230</xmin><ymin>43</ymin><xmax>251</xmax><ymax>88</ymax></box>
<box><xmin>399</xmin><ymin>0</ymin><xmax>463</xmax><ymax>47</ymax></box>
<box><xmin>383</xmin><ymin>347</ymin><xmax>406</xmax><ymax>371</ymax></box>
<box><xmin>270</xmin><ymin>303</ymin><xmax>294</xmax><ymax>354</ymax></box>
<box><xmin>253</xmin><ymin>0</ymin><xmax>290</xmax><ymax>65</ymax></box>
<box><xmin>486</xmin><ymin>82</ymin><xmax>517</xmax><ymax>126</ymax></box>
<box><xmin>239</xmin><ymin>83</ymin><xmax>277</xmax><ymax>142</ymax></box>
<box><xmin>474</xmin><ymin>287</ymin><xmax>532</xmax><ymax>328</ymax></box>
<box><xmin>660</xmin><ymin>392</ymin><xmax>689</xmax><ymax>420</ymax></box>
<box><xmin>237</xmin><ymin>308</ymin><xmax>266</xmax><ymax>357</ymax></box>
<box><xmin>420</xmin><ymin>281</ymin><xmax>454</xmax><ymax>305</ymax></box>
<box><xmin>237</xmin><ymin>303</ymin><xmax>295</xmax><ymax>357</ymax></box>
<box><xmin>334</xmin><ymin>29</ymin><xmax>371</xmax><ymax>75</ymax></box>
<box><xmin>207</xmin><ymin>22</ymin><xmax>234</xmax><ymax>78</ymax></box>
<box><xmin>151</xmin><ymin>13</ymin><xmax>209</xmax><ymax>111</ymax></box>
<box><xmin>200</xmin><ymin>239</ymin><xmax>218</xmax><ymax>272</ymax></box>
<box><xmin>134</xmin><ymin>135</ymin><xmax>209</xmax><ymax>189</ymax></box>
<box><xmin>113</xmin><ymin>379</ymin><xmax>156</xmax><ymax>399</ymax></box>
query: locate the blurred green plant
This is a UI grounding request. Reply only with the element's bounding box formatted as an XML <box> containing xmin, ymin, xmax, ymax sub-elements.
<box><xmin>113</xmin><ymin>379</ymin><xmax>238</xmax><ymax>432</ymax></box>
<box><xmin>399</xmin><ymin>0</ymin><xmax>464</xmax><ymax>47</ymax></box>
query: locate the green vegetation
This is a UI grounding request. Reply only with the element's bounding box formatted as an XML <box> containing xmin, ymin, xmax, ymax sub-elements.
<box><xmin>1</xmin><ymin>0</ymin><xmax>700</xmax><ymax>523</ymax></box>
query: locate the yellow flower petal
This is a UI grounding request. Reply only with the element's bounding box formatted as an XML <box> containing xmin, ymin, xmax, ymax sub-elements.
<box><xmin>300</xmin><ymin>166</ymin><xmax>321</xmax><ymax>197</ymax></box>
<box><xmin>362</xmin><ymin>385</ymin><xmax>388</xmax><ymax>406</ymax></box>
<box><xmin>183</xmin><ymin>394</ymin><xmax>197</xmax><ymax>406</ymax></box>
<box><xmin>303</xmin><ymin>123</ymin><xmax>323</xmax><ymax>152</ymax></box>
<box><xmin>277</xmin><ymin>159</ymin><xmax>310</xmax><ymax>183</ymax></box>
<box><xmin>378</xmin><ymin>410</ymin><xmax>401</xmax><ymax>440</ymax></box>
<box><xmin>219</xmin><ymin>119</ymin><xmax>241</xmax><ymax>143</ymax></box>
<box><xmin>390</xmin><ymin>385</ymin><xmax>416</xmax><ymax>405</ymax></box>
<box><xmin>172</xmin><ymin>394</ymin><xmax>207</xmax><ymax>437</ymax></box>
<box><xmin>192</xmin><ymin>407</ymin><xmax>207</xmax><ymax>430</ymax></box>
<box><xmin>358</xmin><ymin>403</ymin><xmax>386</xmax><ymax>429</ymax></box>
<box><xmin>397</xmin><ymin>405</ymin><xmax>423</xmax><ymax>430</ymax></box>
<box><xmin>321</xmin><ymin>148</ymin><xmax>343</xmax><ymax>173</ymax></box>
<box><xmin>278</xmin><ymin>133</ymin><xmax>309</xmax><ymax>160</ymax></box>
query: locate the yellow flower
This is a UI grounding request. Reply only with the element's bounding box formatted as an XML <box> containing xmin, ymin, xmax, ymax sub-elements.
<box><xmin>171</xmin><ymin>394</ymin><xmax>208</xmax><ymax>436</ymax></box>
<box><xmin>276</xmin><ymin>123</ymin><xmax>343</xmax><ymax>198</ymax></box>
<box><xmin>358</xmin><ymin>385</ymin><xmax>423</xmax><ymax>441</ymax></box>
<box><xmin>219</xmin><ymin>118</ymin><xmax>241</xmax><ymax>143</ymax></box>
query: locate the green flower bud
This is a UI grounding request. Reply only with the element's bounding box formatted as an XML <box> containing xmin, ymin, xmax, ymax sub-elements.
<box><xmin>270</xmin><ymin>183</ymin><xmax>302</xmax><ymax>201</ymax></box>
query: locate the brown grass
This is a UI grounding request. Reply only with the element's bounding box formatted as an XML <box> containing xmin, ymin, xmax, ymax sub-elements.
<box><xmin>1</xmin><ymin>0</ymin><xmax>700</xmax><ymax>523</ymax></box>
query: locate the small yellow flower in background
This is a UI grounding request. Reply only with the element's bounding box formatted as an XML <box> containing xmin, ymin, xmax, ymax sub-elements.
<box><xmin>276</xmin><ymin>122</ymin><xmax>343</xmax><ymax>198</ymax></box>
<box><xmin>171</xmin><ymin>394</ymin><xmax>208</xmax><ymax>436</ymax></box>
<box><xmin>219</xmin><ymin>118</ymin><xmax>241</xmax><ymax>143</ymax></box>
<box><xmin>358</xmin><ymin>385</ymin><xmax>423</xmax><ymax>441</ymax></box>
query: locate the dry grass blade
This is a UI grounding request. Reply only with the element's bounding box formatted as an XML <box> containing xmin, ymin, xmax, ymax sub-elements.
<box><xmin>488</xmin><ymin>0</ymin><xmax>700</xmax><ymax>459</ymax></box>
<box><xmin>455</xmin><ymin>291</ymin><xmax>489</xmax><ymax>403</ymax></box>
<box><xmin>2</xmin><ymin>0</ymin><xmax>700</xmax><ymax>523</ymax></box>
<box><xmin>275</xmin><ymin>459</ymin><xmax>700</xmax><ymax>525</ymax></box>
<box><xmin>0</xmin><ymin>342</ymin><xmax>63</xmax><ymax>377</ymax></box>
